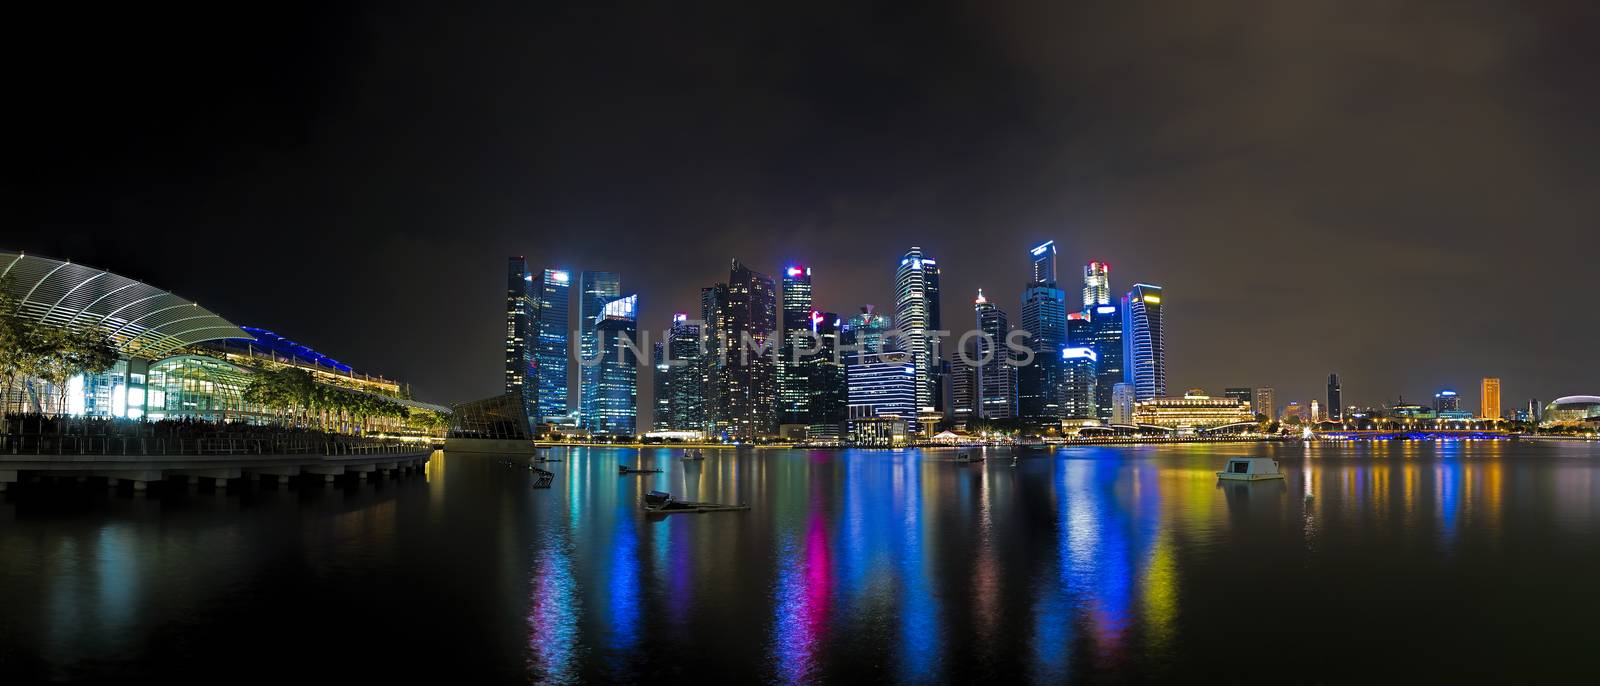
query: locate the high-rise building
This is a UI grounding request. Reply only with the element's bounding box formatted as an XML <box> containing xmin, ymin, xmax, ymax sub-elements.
<box><xmin>804</xmin><ymin>310</ymin><xmax>848</xmax><ymax>428</ymax></box>
<box><xmin>778</xmin><ymin>265</ymin><xmax>814</xmax><ymax>425</ymax></box>
<box><xmin>578</xmin><ymin>271</ymin><xmax>621</xmax><ymax>427</ymax></box>
<box><xmin>1435</xmin><ymin>389</ymin><xmax>1459</xmax><ymax>412</ymax></box>
<box><xmin>841</xmin><ymin>306</ymin><xmax>891</xmax><ymax>363</ymax></box>
<box><xmin>1088</xmin><ymin>303</ymin><xmax>1124</xmax><ymax>422</ymax></box>
<box><xmin>1060</xmin><ymin>346</ymin><xmax>1098</xmax><ymax>420</ymax></box>
<box><xmin>504</xmin><ymin>257</ymin><xmax>537</xmax><ymax>431</ymax></box>
<box><xmin>1527</xmin><ymin>398</ymin><xmax>1542</xmax><ymax>423</ymax></box>
<box><xmin>894</xmin><ymin>247</ymin><xmax>941</xmax><ymax>412</ymax></box>
<box><xmin>1255</xmin><ymin>387</ymin><xmax>1277</xmax><ymax>421</ymax></box>
<box><xmin>1122</xmin><ymin>283</ymin><xmax>1166</xmax><ymax>402</ymax></box>
<box><xmin>589</xmin><ymin>294</ymin><xmax>638</xmax><ymax>435</ymax></box>
<box><xmin>1224</xmin><ymin>387</ymin><xmax>1254</xmax><ymax>413</ymax></box>
<box><xmin>1066</xmin><ymin>311</ymin><xmax>1092</xmax><ymax>348</ymax></box>
<box><xmin>1326</xmin><ymin>374</ymin><xmax>1342</xmax><ymax>421</ymax></box>
<box><xmin>1111</xmin><ymin>382</ymin><xmax>1136</xmax><ymax>425</ymax></box>
<box><xmin>531</xmin><ymin>268</ymin><xmax>570</xmax><ymax>424</ymax></box>
<box><xmin>1018</xmin><ymin>241</ymin><xmax>1067</xmax><ymax>419</ymax></box>
<box><xmin>652</xmin><ymin>339</ymin><xmax>670</xmax><ymax>430</ymax></box>
<box><xmin>1082</xmin><ymin>260</ymin><xmax>1111</xmax><ymax>309</ymax></box>
<box><xmin>1481</xmin><ymin>377</ymin><xmax>1501</xmax><ymax>419</ymax></box>
<box><xmin>974</xmin><ymin>290</ymin><xmax>1015</xmax><ymax>420</ymax></box>
<box><xmin>706</xmin><ymin>260</ymin><xmax>778</xmax><ymax>440</ymax></box>
<box><xmin>846</xmin><ymin>352</ymin><xmax>917</xmax><ymax>423</ymax></box>
<box><xmin>654</xmin><ymin>313</ymin><xmax>706</xmax><ymax>431</ymax></box>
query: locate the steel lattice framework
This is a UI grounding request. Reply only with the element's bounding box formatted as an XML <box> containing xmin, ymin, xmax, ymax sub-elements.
<box><xmin>1</xmin><ymin>251</ymin><xmax>248</xmax><ymax>360</ymax></box>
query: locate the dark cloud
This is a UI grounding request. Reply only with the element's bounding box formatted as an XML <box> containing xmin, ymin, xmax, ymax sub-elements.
<box><xmin>7</xmin><ymin>0</ymin><xmax>1596</xmax><ymax>411</ymax></box>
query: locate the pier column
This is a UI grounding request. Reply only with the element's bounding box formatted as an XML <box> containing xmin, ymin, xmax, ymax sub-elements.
<box><xmin>99</xmin><ymin>470</ymin><xmax>164</xmax><ymax>491</ymax></box>
<box><xmin>304</xmin><ymin>465</ymin><xmax>345</xmax><ymax>484</ymax></box>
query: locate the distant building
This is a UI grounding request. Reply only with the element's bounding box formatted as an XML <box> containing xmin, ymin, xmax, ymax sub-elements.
<box><xmin>1540</xmin><ymin>396</ymin><xmax>1600</xmax><ymax>427</ymax></box>
<box><xmin>1481</xmin><ymin>377</ymin><xmax>1501</xmax><ymax>420</ymax></box>
<box><xmin>589</xmin><ymin>294</ymin><xmax>638</xmax><ymax>435</ymax></box>
<box><xmin>1088</xmin><ymin>303</ymin><xmax>1123</xmax><ymax>422</ymax></box>
<box><xmin>777</xmin><ymin>266</ymin><xmax>814</xmax><ymax>425</ymax></box>
<box><xmin>1224</xmin><ymin>387</ymin><xmax>1254</xmax><ymax>413</ymax></box>
<box><xmin>654</xmin><ymin>314</ymin><xmax>706</xmax><ymax>432</ymax></box>
<box><xmin>974</xmin><ymin>290</ymin><xmax>1015</xmax><ymax>420</ymax></box>
<box><xmin>705</xmin><ymin>260</ymin><xmax>778</xmax><ymax>440</ymax></box>
<box><xmin>1122</xmin><ymin>284</ymin><xmax>1165</xmax><ymax>402</ymax></box>
<box><xmin>1111</xmin><ymin>383</ymin><xmax>1136</xmax><ymax>425</ymax></box>
<box><xmin>841</xmin><ymin>305</ymin><xmax>891</xmax><ymax>364</ymax></box>
<box><xmin>578</xmin><ymin>271</ymin><xmax>621</xmax><ymax>427</ymax></box>
<box><xmin>1527</xmin><ymin>398</ymin><xmax>1542</xmax><ymax>423</ymax></box>
<box><xmin>1310</xmin><ymin>399</ymin><xmax>1323</xmax><ymax>423</ymax></box>
<box><xmin>532</xmin><ymin>268</ymin><xmax>571</xmax><ymax>424</ymax></box>
<box><xmin>1255</xmin><ymin>387</ymin><xmax>1277</xmax><ymax>421</ymax></box>
<box><xmin>1060</xmin><ymin>347</ymin><xmax>1099</xmax><ymax>420</ymax></box>
<box><xmin>1082</xmin><ymin>260</ymin><xmax>1111</xmax><ymax>309</ymax></box>
<box><xmin>1281</xmin><ymin>402</ymin><xmax>1305</xmax><ymax>423</ymax></box>
<box><xmin>504</xmin><ymin>257</ymin><xmax>537</xmax><ymax>431</ymax></box>
<box><xmin>1018</xmin><ymin>241</ymin><xmax>1067</xmax><ymax>419</ymax></box>
<box><xmin>1435</xmin><ymin>389</ymin><xmax>1459</xmax><ymax>412</ymax></box>
<box><xmin>894</xmin><ymin>247</ymin><xmax>941</xmax><ymax>413</ymax></box>
<box><xmin>1327</xmin><ymin>374</ymin><xmax>1342</xmax><ymax>421</ymax></box>
<box><xmin>1133</xmin><ymin>391</ymin><xmax>1254</xmax><ymax>431</ymax></box>
<box><xmin>847</xmin><ymin>352</ymin><xmax>917</xmax><ymax>424</ymax></box>
<box><xmin>946</xmin><ymin>338</ymin><xmax>977</xmax><ymax>424</ymax></box>
<box><xmin>803</xmin><ymin>310</ymin><xmax>848</xmax><ymax>430</ymax></box>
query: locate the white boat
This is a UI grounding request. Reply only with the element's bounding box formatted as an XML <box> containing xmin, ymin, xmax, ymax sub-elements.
<box><xmin>1216</xmin><ymin>457</ymin><xmax>1285</xmax><ymax>481</ymax></box>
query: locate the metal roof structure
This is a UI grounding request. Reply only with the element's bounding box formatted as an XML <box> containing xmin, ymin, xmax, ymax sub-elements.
<box><xmin>1</xmin><ymin>251</ymin><xmax>248</xmax><ymax>360</ymax></box>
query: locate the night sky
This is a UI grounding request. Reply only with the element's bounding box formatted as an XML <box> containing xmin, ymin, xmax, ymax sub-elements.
<box><xmin>8</xmin><ymin>1</ymin><xmax>1598</xmax><ymax>412</ymax></box>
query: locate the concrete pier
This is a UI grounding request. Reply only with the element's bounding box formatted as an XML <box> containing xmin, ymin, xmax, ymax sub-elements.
<box><xmin>0</xmin><ymin>451</ymin><xmax>432</xmax><ymax>493</ymax></box>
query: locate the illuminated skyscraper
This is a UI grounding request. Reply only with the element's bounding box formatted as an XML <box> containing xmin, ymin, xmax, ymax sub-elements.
<box><xmin>706</xmin><ymin>260</ymin><xmax>777</xmax><ymax>440</ymax></box>
<box><xmin>804</xmin><ymin>310</ymin><xmax>848</xmax><ymax>427</ymax></box>
<box><xmin>894</xmin><ymin>247</ymin><xmax>941</xmax><ymax>412</ymax></box>
<box><xmin>1435</xmin><ymin>389</ymin><xmax>1459</xmax><ymax>412</ymax></box>
<box><xmin>578</xmin><ymin>271</ymin><xmax>621</xmax><ymax>426</ymax></box>
<box><xmin>974</xmin><ymin>290</ymin><xmax>1015</xmax><ymax>420</ymax></box>
<box><xmin>1326</xmin><ymin>373</ymin><xmax>1342</xmax><ymax>421</ymax></box>
<box><xmin>847</xmin><ymin>352</ymin><xmax>916</xmax><ymax>422</ymax></box>
<box><xmin>1255</xmin><ymin>387</ymin><xmax>1276</xmax><ymax>421</ymax></box>
<box><xmin>1018</xmin><ymin>241</ymin><xmax>1068</xmax><ymax>419</ymax></box>
<box><xmin>655</xmin><ymin>313</ymin><xmax>706</xmax><ymax>431</ymax></box>
<box><xmin>1083</xmin><ymin>260</ymin><xmax>1111</xmax><ymax>308</ymax></box>
<box><xmin>1060</xmin><ymin>346</ymin><xmax>1099</xmax><ymax>420</ymax></box>
<box><xmin>1224</xmin><ymin>387</ymin><xmax>1254</xmax><ymax>413</ymax></box>
<box><xmin>531</xmin><ymin>268</ymin><xmax>570</xmax><ymax>424</ymax></box>
<box><xmin>1481</xmin><ymin>377</ymin><xmax>1501</xmax><ymax>419</ymax></box>
<box><xmin>589</xmin><ymin>294</ymin><xmax>638</xmax><ymax>435</ymax></box>
<box><xmin>505</xmin><ymin>257</ymin><xmax>537</xmax><ymax>431</ymax></box>
<box><xmin>841</xmin><ymin>306</ymin><xmax>891</xmax><ymax>364</ymax></box>
<box><xmin>1111</xmin><ymin>382</ymin><xmax>1136</xmax><ymax>425</ymax></box>
<box><xmin>778</xmin><ymin>265</ymin><xmax>813</xmax><ymax>425</ymax></box>
<box><xmin>1122</xmin><ymin>283</ymin><xmax>1165</xmax><ymax>402</ymax></box>
<box><xmin>1088</xmin><ymin>303</ymin><xmax>1123</xmax><ymax>422</ymax></box>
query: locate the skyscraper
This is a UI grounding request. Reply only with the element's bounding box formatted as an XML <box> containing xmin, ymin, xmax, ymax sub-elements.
<box><xmin>846</xmin><ymin>352</ymin><xmax>917</xmax><ymax>422</ymax></box>
<box><xmin>578</xmin><ymin>271</ymin><xmax>621</xmax><ymax>427</ymax></box>
<box><xmin>1481</xmin><ymin>377</ymin><xmax>1501</xmax><ymax>419</ymax></box>
<box><xmin>804</xmin><ymin>310</ymin><xmax>848</xmax><ymax>428</ymax></box>
<box><xmin>1088</xmin><ymin>303</ymin><xmax>1123</xmax><ymax>422</ymax></box>
<box><xmin>1018</xmin><ymin>241</ymin><xmax>1067</xmax><ymax>419</ymax></box>
<box><xmin>655</xmin><ymin>313</ymin><xmax>706</xmax><ymax>432</ymax></box>
<box><xmin>1060</xmin><ymin>346</ymin><xmax>1099</xmax><ymax>420</ymax></box>
<box><xmin>974</xmin><ymin>290</ymin><xmax>1015</xmax><ymax>420</ymax></box>
<box><xmin>1435</xmin><ymin>389</ymin><xmax>1459</xmax><ymax>412</ymax></box>
<box><xmin>1111</xmin><ymin>382</ymin><xmax>1136</xmax><ymax>425</ymax></box>
<box><xmin>894</xmin><ymin>247</ymin><xmax>941</xmax><ymax>412</ymax></box>
<box><xmin>531</xmin><ymin>268</ymin><xmax>570</xmax><ymax>424</ymax></box>
<box><xmin>706</xmin><ymin>260</ymin><xmax>777</xmax><ymax>440</ymax></box>
<box><xmin>652</xmin><ymin>340</ymin><xmax>670</xmax><ymax>430</ymax></box>
<box><xmin>1122</xmin><ymin>283</ymin><xmax>1166</xmax><ymax>402</ymax></box>
<box><xmin>505</xmin><ymin>257</ymin><xmax>537</xmax><ymax>431</ymax></box>
<box><xmin>1224</xmin><ymin>387</ymin><xmax>1254</xmax><ymax>412</ymax></box>
<box><xmin>1326</xmin><ymin>374</ymin><xmax>1342</xmax><ymax>421</ymax></box>
<box><xmin>1255</xmin><ymin>387</ymin><xmax>1277</xmax><ymax>421</ymax></box>
<box><xmin>589</xmin><ymin>294</ymin><xmax>638</xmax><ymax>435</ymax></box>
<box><xmin>1082</xmin><ymin>260</ymin><xmax>1111</xmax><ymax>309</ymax></box>
<box><xmin>778</xmin><ymin>265</ymin><xmax>814</xmax><ymax>425</ymax></box>
<box><xmin>841</xmin><ymin>306</ymin><xmax>891</xmax><ymax>363</ymax></box>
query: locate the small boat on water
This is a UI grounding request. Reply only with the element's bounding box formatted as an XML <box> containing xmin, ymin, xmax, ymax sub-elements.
<box><xmin>682</xmin><ymin>449</ymin><xmax>706</xmax><ymax>461</ymax></box>
<box><xmin>1216</xmin><ymin>457</ymin><xmax>1285</xmax><ymax>481</ymax></box>
<box><xmin>642</xmin><ymin>490</ymin><xmax>749</xmax><ymax>514</ymax></box>
<box><xmin>619</xmin><ymin>464</ymin><xmax>664</xmax><ymax>474</ymax></box>
<box><xmin>955</xmin><ymin>452</ymin><xmax>985</xmax><ymax>464</ymax></box>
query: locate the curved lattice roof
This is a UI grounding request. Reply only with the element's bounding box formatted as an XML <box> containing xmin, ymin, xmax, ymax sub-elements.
<box><xmin>1</xmin><ymin>251</ymin><xmax>248</xmax><ymax>360</ymax></box>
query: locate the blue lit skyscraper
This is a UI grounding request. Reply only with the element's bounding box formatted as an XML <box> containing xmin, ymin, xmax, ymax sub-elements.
<box><xmin>505</xmin><ymin>257</ymin><xmax>537</xmax><ymax>430</ymax></box>
<box><xmin>1018</xmin><ymin>241</ymin><xmax>1067</xmax><ymax>418</ymax></box>
<box><xmin>531</xmin><ymin>268</ymin><xmax>570</xmax><ymax>424</ymax></box>
<box><xmin>1122</xmin><ymin>283</ymin><xmax>1166</xmax><ymax>402</ymax></box>
<box><xmin>847</xmin><ymin>352</ymin><xmax>917</xmax><ymax>422</ymax></box>
<box><xmin>974</xmin><ymin>289</ymin><xmax>1015</xmax><ymax>420</ymax></box>
<box><xmin>1088</xmin><ymin>303</ymin><xmax>1123</xmax><ymax>422</ymax></box>
<box><xmin>578</xmin><ymin>271</ymin><xmax>621</xmax><ymax>427</ymax></box>
<box><xmin>590</xmin><ymin>293</ymin><xmax>638</xmax><ymax>435</ymax></box>
<box><xmin>778</xmin><ymin>265</ymin><xmax>813</xmax><ymax>425</ymax></box>
<box><xmin>1060</xmin><ymin>346</ymin><xmax>1099</xmax><ymax>420</ymax></box>
<box><xmin>894</xmin><ymin>247</ymin><xmax>941</xmax><ymax>412</ymax></box>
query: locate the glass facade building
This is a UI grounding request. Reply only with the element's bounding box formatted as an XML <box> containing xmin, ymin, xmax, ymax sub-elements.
<box><xmin>532</xmin><ymin>268</ymin><xmax>570</xmax><ymax>424</ymax></box>
<box><xmin>778</xmin><ymin>266</ymin><xmax>813</xmax><ymax>425</ymax></box>
<box><xmin>1088</xmin><ymin>303</ymin><xmax>1124</xmax><ymax>422</ymax></box>
<box><xmin>1122</xmin><ymin>283</ymin><xmax>1166</xmax><ymax>402</ymax></box>
<box><xmin>589</xmin><ymin>294</ymin><xmax>638</xmax><ymax>435</ymax></box>
<box><xmin>578</xmin><ymin>271</ymin><xmax>621</xmax><ymax>427</ymax></box>
<box><xmin>974</xmin><ymin>290</ymin><xmax>1015</xmax><ymax>420</ymax></box>
<box><xmin>1060</xmin><ymin>346</ymin><xmax>1099</xmax><ymax>420</ymax></box>
<box><xmin>705</xmin><ymin>260</ymin><xmax>777</xmax><ymax>440</ymax></box>
<box><xmin>1082</xmin><ymin>260</ymin><xmax>1111</xmax><ymax>309</ymax></box>
<box><xmin>847</xmin><ymin>352</ymin><xmax>917</xmax><ymax>422</ymax></box>
<box><xmin>505</xmin><ymin>257</ymin><xmax>537</xmax><ymax>428</ymax></box>
<box><xmin>893</xmin><ymin>247</ymin><xmax>941</xmax><ymax>412</ymax></box>
<box><xmin>1018</xmin><ymin>242</ymin><xmax>1067</xmax><ymax>419</ymax></box>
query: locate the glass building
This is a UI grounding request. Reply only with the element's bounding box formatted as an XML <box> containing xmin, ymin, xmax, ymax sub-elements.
<box><xmin>1018</xmin><ymin>241</ymin><xmax>1067</xmax><ymax>419</ymax></box>
<box><xmin>847</xmin><ymin>352</ymin><xmax>917</xmax><ymax>423</ymax></box>
<box><xmin>804</xmin><ymin>310</ymin><xmax>848</xmax><ymax>428</ymax></box>
<box><xmin>841</xmin><ymin>306</ymin><xmax>891</xmax><ymax>364</ymax></box>
<box><xmin>1082</xmin><ymin>260</ymin><xmax>1111</xmax><ymax>309</ymax></box>
<box><xmin>1435</xmin><ymin>389</ymin><xmax>1459</xmax><ymax>412</ymax></box>
<box><xmin>654</xmin><ymin>313</ymin><xmax>706</xmax><ymax>432</ymax></box>
<box><xmin>1088</xmin><ymin>303</ymin><xmax>1124</xmax><ymax>422</ymax></box>
<box><xmin>705</xmin><ymin>260</ymin><xmax>777</xmax><ymax>440</ymax></box>
<box><xmin>578</xmin><ymin>271</ymin><xmax>621</xmax><ymax>428</ymax></box>
<box><xmin>1327</xmin><ymin>374</ymin><xmax>1342</xmax><ymax>421</ymax></box>
<box><xmin>778</xmin><ymin>265</ymin><xmax>813</xmax><ymax>425</ymax></box>
<box><xmin>532</xmin><ymin>268</ymin><xmax>570</xmax><ymax>424</ymax></box>
<box><xmin>1122</xmin><ymin>283</ymin><xmax>1166</xmax><ymax>402</ymax></box>
<box><xmin>894</xmin><ymin>247</ymin><xmax>941</xmax><ymax>412</ymax></box>
<box><xmin>589</xmin><ymin>293</ymin><xmax>638</xmax><ymax>435</ymax></box>
<box><xmin>974</xmin><ymin>290</ymin><xmax>1015</xmax><ymax>420</ymax></box>
<box><xmin>1060</xmin><ymin>346</ymin><xmax>1099</xmax><ymax>420</ymax></box>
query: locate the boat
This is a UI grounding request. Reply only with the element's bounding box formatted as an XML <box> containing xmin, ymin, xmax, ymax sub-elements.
<box><xmin>1216</xmin><ymin>457</ymin><xmax>1285</xmax><ymax>481</ymax></box>
<box><xmin>619</xmin><ymin>464</ymin><xmax>664</xmax><ymax>474</ymax></box>
<box><xmin>682</xmin><ymin>449</ymin><xmax>706</xmax><ymax>461</ymax></box>
<box><xmin>955</xmin><ymin>452</ymin><xmax>985</xmax><ymax>464</ymax></box>
<box><xmin>642</xmin><ymin>490</ymin><xmax>750</xmax><ymax>515</ymax></box>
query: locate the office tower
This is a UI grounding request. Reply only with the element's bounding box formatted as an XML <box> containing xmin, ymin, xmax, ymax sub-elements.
<box><xmin>842</xmin><ymin>306</ymin><xmax>891</xmax><ymax>363</ymax></box>
<box><xmin>700</xmin><ymin>284</ymin><xmax>729</xmax><ymax>437</ymax></box>
<box><xmin>1060</xmin><ymin>346</ymin><xmax>1099</xmax><ymax>420</ymax></box>
<box><xmin>532</xmin><ymin>268</ymin><xmax>570</xmax><ymax>424</ymax></box>
<box><xmin>1066</xmin><ymin>311</ymin><xmax>1092</xmax><ymax>348</ymax></box>
<box><xmin>894</xmin><ymin>247</ymin><xmax>941</xmax><ymax>412</ymax></box>
<box><xmin>1255</xmin><ymin>387</ymin><xmax>1277</xmax><ymax>421</ymax></box>
<box><xmin>505</xmin><ymin>257</ymin><xmax>537</xmax><ymax>430</ymax></box>
<box><xmin>974</xmin><ymin>290</ymin><xmax>1015</xmax><ymax>420</ymax></box>
<box><xmin>578</xmin><ymin>271</ymin><xmax>621</xmax><ymax>427</ymax></box>
<box><xmin>1088</xmin><ymin>303</ymin><xmax>1124</xmax><ymax>422</ymax></box>
<box><xmin>1481</xmin><ymin>377</ymin><xmax>1501</xmax><ymax>419</ymax></box>
<box><xmin>656</xmin><ymin>313</ymin><xmax>706</xmax><ymax>431</ymax></box>
<box><xmin>1326</xmin><ymin>374</ymin><xmax>1342</xmax><ymax>421</ymax></box>
<box><xmin>1435</xmin><ymin>389</ymin><xmax>1459</xmax><ymax>412</ymax></box>
<box><xmin>652</xmin><ymin>340</ymin><xmax>669</xmax><ymax>430</ymax></box>
<box><xmin>1111</xmin><ymin>382</ymin><xmax>1136</xmax><ymax>425</ymax></box>
<box><xmin>846</xmin><ymin>352</ymin><xmax>917</xmax><ymax>422</ymax></box>
<box><xmin>589</xmin><ymin>294</ymin><xmax>638</xmax><ymax>435</ymax></box>
<box><xmin>706</xmin><ymin>260</ymin><xmax>778</xmax><ymax>440</ymax></box>
<box><xmin>778</xmin><ymin>266</ymin><xmax>814</xmax><ymax>425</ymax></box>
<box><xmin>804</xmin><ymin>310</ymin><xmax>848</xmax><ymax>427</ymax></box>
<box><xmin>1527</xmin><ymin>398</ymin><xmax>1542</xmax><ymax>423</ymax></box>
<box><xmin>1083</xmin><ymin>260</ymin><xmax>1111</xmax><ymax>309</ymax></box>
<box><xmin>1122</xmin><ymin>283</ymin><xmax>1166</xmax><ymax>401</ymax></box>
<box><xmin>1018</xmin><ymin>241</ymin><xmax>1068</xmax><ymax>419</ymax></box>
<box><xmin>1224</xmin><ymin>387</ymin><xmax>1254</xmax><ymax>413</ymax></box>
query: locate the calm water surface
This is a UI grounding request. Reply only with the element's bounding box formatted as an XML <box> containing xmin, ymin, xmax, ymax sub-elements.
<box><xmin>4</xmin><ymin>441</ymin><xmax>1600</xmax><ymax>683</ymax></box>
